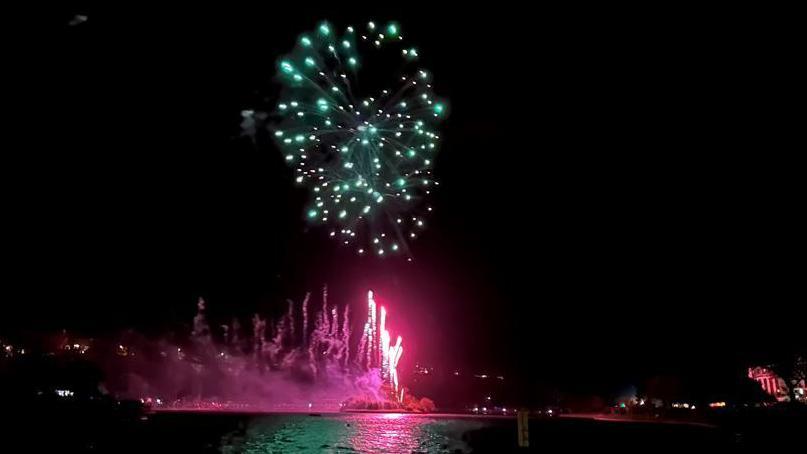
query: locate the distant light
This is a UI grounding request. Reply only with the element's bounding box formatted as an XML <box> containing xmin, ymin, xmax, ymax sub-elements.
<box><xmin>68</xmin><ymin>15</ymin><xmax>88</xmax><ymax>27</ymax></box>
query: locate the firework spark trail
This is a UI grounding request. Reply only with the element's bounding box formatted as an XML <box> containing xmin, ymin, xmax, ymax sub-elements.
<box><xmin>368</xmin><ymin>292</ymin><xmax>377</xmax><ymax>368</ymax></box>
<box><xmin>330</xmin><ymin>307</ymin><xmax>338</xmax><ymax>337</ymax></box>
<box><xmin>252</xmin><ymin>314</ymin><xmax>265</xmax><ymax>353</ymax></box>
<box><xmin>302</xmin><ymin>292</ymin><xmax>310</xmax><ymax>345</ymax></box>
<box><xmin>388</xmin><ymin>335</ymin><xmax>403</xmax><ymax>399</ymax></box>
<box><xmin>286</xmin><ymin>299</ymin><xmax>295</xmax><ymax>340</ymax></box>
<box><xmin>321</xmin><ymin>286</ymin><xmax>329</xmax><ymax>334</ymax></box>
<box><xmin>341</xmin><ymin>305</ymin><xmax>351</xmax><ymax>367</ymax></box>
<box><xmin>357</xmin><ymin>321</ymin><xmax>369</xmax><ymax>368</ymax></box>
<box><xmin>380</xmin><ymin>306</ymin><xmax>389</xmax><ymax>380</ymax></box>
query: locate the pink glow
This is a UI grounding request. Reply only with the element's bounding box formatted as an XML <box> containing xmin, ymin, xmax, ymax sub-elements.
<box><xmin>364</xmin><ymin>290</ymin><xmax>405</xmax><ymax>402</ymax></box>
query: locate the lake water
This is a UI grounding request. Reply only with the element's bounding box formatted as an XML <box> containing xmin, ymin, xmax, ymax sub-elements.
<box><xmin>137</xmin><ymin>411</ymin><xmax>729</xmax><ymax>453</ymax></box>
<box><xmin>215</xmin><ymin>413</ymin><xmax>484</xmax><ymax>453</ymax></box>
<box><xmin>13</xmin><ymin>409</ymin><xmax>739</xmax><ymax>452</ymax></box>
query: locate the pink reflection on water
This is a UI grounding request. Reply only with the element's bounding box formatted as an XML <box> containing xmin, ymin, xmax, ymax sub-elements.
<box><xmin>348</xmin><ymin>413</ymin><xmax>422</xmax><ymax>452</ymax></box>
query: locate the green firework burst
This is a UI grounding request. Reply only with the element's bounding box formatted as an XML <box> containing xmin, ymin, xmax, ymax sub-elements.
<box><xmin>272</xmin><ymin>20</ymin><xmax>447</xmax><ymax>259</ymax></box>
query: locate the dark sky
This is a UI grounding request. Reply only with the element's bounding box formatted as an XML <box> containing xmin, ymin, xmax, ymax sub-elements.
<box><xmin>4</xmin><ymin>4</ymin><xmax>802</xmax><ymax>391</ymax></box>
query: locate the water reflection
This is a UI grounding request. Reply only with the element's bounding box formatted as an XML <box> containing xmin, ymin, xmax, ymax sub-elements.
<box><xmin>220</xmin><ymin>413</ymin><xmax>484</xmax><ymax>453</ymax></box>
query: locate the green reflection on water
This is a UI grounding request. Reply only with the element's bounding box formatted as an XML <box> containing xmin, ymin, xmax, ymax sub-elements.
<box><xmin>220</xmin><ymin>414</ymin><xmax>480</xmax><ymax>453</ymax></box>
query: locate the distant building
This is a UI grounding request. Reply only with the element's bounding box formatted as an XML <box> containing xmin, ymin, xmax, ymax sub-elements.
<box><xmin>794</xmin><ymin>380</ymin><xmax>806</xmax><ymax>403</ymax></box>
<box><xmin>748</xmin><ymin>366</ymin><xmax>789</xmax><ymax>402</ymax></box>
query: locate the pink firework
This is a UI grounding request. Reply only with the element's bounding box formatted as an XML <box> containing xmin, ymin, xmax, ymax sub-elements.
<box><xmin>366</xmin><ymin>290</ymin><xmax>405</xmax><ymax>402</ymax></box>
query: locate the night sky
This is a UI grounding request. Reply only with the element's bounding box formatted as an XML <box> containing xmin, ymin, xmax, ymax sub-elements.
<box><xmin>5</xmin><ymin>5</ymin><xmax>801</xmax><ymax>393</ymax></box>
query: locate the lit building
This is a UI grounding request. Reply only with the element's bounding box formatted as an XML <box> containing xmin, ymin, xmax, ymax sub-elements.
<box><xmin>795</xmin><ymin>380</ymin><xmax>806</xmax><ymax>403</ymax></box>
<box><xmin>748</xmin><ymin>366</ymin><xmax>789</xmax><ymax>402</ymax></box>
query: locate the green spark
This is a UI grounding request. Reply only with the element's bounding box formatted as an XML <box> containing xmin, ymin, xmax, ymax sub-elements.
<box><xmin>280</xmin><ymin>61</ymin><xmax>294</xmax><ymax>74</ymax></box>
